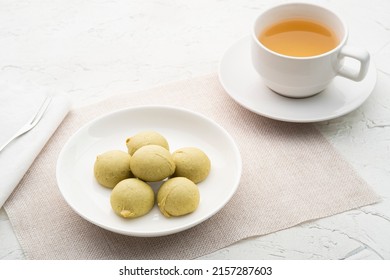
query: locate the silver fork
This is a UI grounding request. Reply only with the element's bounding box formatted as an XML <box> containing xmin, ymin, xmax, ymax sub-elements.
<box><xmin>0</xmin><ymin>96</ymin><xmax>52</xmax><ymax>153</ymax></box>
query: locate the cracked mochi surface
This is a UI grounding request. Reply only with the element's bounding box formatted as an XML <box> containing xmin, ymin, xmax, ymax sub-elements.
<box><xmin>130</xmin><ymin>145</ymin><xmax>175</xmax><ymax>182</ymax></box>
<box><xmin>93</xmin><ymin>150</ymin><xmax>133</xmax><ymax>189</ymax></box>
<box><xmin>110</xmin><ymin>178</ymin><xmax>155</xmax><ymax>219</ymax></box>
<box><xmin>126</xmin><ymin>130</ymin><xmax>169</xmax><ymax>155</ymax></box>
<box><xmin>172</xmin><ymin>147</ymin><xmax>211</xmax><ymax>183</ymax></box>
<box><xmin>157</xmin><ymin>177</ymin><xmax>200</xmax><ymax>218</ymax></box>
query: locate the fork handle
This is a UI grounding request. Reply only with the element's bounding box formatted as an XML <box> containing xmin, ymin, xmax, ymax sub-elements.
<box><xmin>0</xmin><ymin>126</ymin><xmax>30</xmax><ymax>152</ymax></box>
<box><xmin>0</xmin><ymin>136</ymin><xmax>17</xmax><ymax>153</ymax></box>
<box><xmin>0</xmin><ymin>96</ymin><xmax>51</xmax><ymax>153</ymax></box>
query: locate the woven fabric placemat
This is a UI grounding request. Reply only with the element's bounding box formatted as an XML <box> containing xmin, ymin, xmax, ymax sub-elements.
<box><xmin>4</xmin><ymin>74</ymin><xmax>379</xmax><ymax>259</ymax></box>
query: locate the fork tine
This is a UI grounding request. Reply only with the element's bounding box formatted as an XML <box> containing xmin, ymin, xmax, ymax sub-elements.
<box><xmin>29</xmin><ymin>96</ymin><xmax>52</xmax><ymax>127</ymax></box>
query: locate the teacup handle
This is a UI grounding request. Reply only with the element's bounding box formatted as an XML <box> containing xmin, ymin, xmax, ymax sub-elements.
<box><xmin>337</xmin><ymin>46</ymin><xmax>370</xmax><ymax>81</ymax></box>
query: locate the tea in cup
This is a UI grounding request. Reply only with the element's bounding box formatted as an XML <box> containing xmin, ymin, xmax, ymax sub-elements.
<box><xmin>251</xmin><ymin>2</ymin><xmax>370</xmax><ymax>98</ymax></box>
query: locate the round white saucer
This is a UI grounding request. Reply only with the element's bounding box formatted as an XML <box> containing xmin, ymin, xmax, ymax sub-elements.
<box><xmin>218</xmin><ymin>36</ymin><xmax>377</xmax><ymax>123</ymax></box>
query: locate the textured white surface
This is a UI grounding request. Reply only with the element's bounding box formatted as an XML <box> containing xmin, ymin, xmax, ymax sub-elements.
<box><xmin>1</xmin><ymin>0</ymin><xmax>389</xmax><ymax>259</ymax></box>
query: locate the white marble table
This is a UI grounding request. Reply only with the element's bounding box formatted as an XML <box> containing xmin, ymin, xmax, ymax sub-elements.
<box><xmin>1</xmin><ymin>0</ymin><xmax>389</xmax><ymax>260</ymax></box>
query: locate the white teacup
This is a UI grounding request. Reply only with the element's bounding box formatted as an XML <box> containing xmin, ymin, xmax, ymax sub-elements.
<box><xmin>251</xmin><ymin>2</ymin><xmax>370</xmax><ymax>98</ymax></box>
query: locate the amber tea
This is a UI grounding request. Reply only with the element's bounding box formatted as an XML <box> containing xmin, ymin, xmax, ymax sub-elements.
<box><xmin>259</xmin><ymin>18</ymin><xmax>339</xmax><ymax>57</ymax></box>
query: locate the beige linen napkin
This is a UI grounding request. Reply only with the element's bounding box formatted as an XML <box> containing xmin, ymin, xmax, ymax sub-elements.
<box><xmin>0</xmin><ymin>83</ymin><xmax>70</xmax><ymax>208</ymax></box>
<box><xmin>4</xmin><ymin>74</ymin><xmax>379</xmax><ymax>259</ymax></box>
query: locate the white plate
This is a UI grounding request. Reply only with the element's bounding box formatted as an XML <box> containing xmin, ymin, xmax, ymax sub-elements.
<box><xmin>219</xmin><ymin>36</ymin><xmax>377</xmax><ymax>123</ymax></box>
<box><xmin>56</xmin><ymin>106</ymin><xmax>242</xmax><ymax>237</ymax></box>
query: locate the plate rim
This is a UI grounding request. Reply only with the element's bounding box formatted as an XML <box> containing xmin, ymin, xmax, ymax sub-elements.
<box><xmin>218</xmin><ymin>35</ymin><xmax>377</xmax><ymax>123</ymax></box>
<box><xmin>56</xmin><ymin>105</ymin><xmax>242</xmax><ymax>237</ymax></box>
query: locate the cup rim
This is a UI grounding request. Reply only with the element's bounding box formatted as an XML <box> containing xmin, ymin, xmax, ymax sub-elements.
<box><xmin>252</xmin><ymin>2</ymin><xmax>349</xmax><ymax>60</ymax></box>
